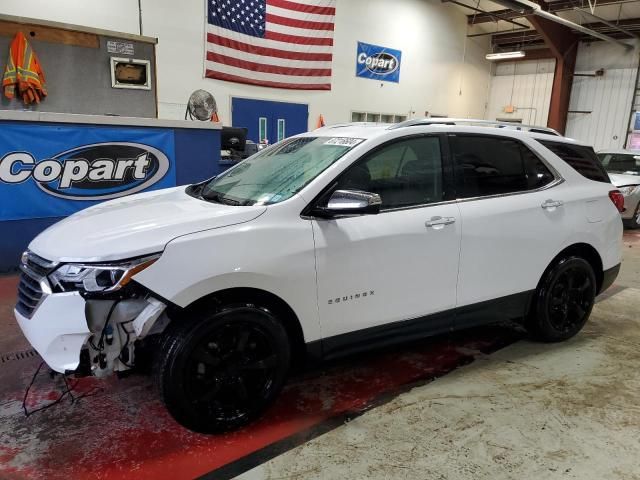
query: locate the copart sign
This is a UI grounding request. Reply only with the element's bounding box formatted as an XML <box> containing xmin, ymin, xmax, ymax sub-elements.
<box><xmin>356</xmin><ymin>41</ymin><xmax>402</xmax><ymax>83</ymax></box>
<box><xmin>0</xmin><ymin>124</ymin><xmax>175</xmax><ymax>221</ymax></box>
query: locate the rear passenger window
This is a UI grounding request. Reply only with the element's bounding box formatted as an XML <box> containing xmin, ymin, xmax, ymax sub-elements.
<box><xmin>522</xmin><ymin>146</ymin><xmax>556</xmax><ymax>189</ymax></box>
<box><xmin>539</xmin><ymin>140</ymin><xmax>610</xmax><ymax>183</ymax></box>
<box><xmin>451</xmin><ymin>135</ymin><xmax>555</xmax><ymax>198</ymax></box>
<box><xmin>335</xmin><ymin>136</ymin><xmax>443</xmax><ymax>210</ymax></box>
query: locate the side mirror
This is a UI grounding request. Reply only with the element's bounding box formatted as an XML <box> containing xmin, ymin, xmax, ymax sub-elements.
<box><xmin>312</xmin><ymin>189</ymin><xmax>382</xmax><ymax>218</ymax></box>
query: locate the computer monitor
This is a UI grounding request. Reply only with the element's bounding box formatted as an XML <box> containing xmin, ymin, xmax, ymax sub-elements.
<box><xmin>222</xmin><ymin>127</ymin><xmax>248</xmax><ymax>151</ymax></box>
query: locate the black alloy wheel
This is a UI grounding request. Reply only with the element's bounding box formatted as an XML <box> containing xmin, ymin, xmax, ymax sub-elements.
<box><xmin>528</xmin><ymin>256</ymin><xmax>597</xmax><ymax>342</ymax></box>
<box><xmin>155</xmin><ymin>305</ymin><xmax>290</xmax><ymax>433</ymax></box>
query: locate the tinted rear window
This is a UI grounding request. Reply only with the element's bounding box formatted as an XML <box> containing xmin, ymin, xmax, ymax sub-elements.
<box><xmin>538</xmin><ymin>140</ymin><xmax>610</xmax><ymax>183</ymax></box>
<box><xmin>451</xmin><ymin>135</ymin><xmax>555</xmax><ymax>198</ymax></box>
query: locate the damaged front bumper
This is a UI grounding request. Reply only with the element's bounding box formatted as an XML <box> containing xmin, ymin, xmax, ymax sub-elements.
<box><xmin>15</xmin><ymin>291</ymin><xmax>168</xmax><ymax>376</ymax></box>
<box><xmin>15</xmin><ymin>292</ymin><xmax>90</xmax><ymax>373</ymax></box>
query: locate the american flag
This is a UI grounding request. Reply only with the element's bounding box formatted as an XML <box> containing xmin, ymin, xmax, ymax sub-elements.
<box><xmin>205</xmin><ymin>0</ymin><xmax>336</xmax><ymax>90</ymax></box>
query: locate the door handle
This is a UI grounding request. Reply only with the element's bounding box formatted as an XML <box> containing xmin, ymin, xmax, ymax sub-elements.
<box><xmin>425</xmin><ymin>216</ymin><xmax>456</xmax><ymax>228</ymax></box>
<box><xmin>541</xmin><ymin>199</ymin><xmax>564</xmax><ymax>210</ymax></box>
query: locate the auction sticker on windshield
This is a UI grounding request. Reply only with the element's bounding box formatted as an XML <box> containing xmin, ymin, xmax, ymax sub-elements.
<box><xmin>324</xmin><ymin>138</ymin><xmax>364</xmax><ymax>147</ymax></box>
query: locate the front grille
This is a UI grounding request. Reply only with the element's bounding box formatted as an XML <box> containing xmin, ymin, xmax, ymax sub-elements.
<box><xmin>16</xmin><ymin>252</ymin><xmax>56</xmax><ymax>318</ymax></box>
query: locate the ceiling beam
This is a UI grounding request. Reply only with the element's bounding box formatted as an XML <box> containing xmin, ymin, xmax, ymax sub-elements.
<box><xmin>573</xmin><ymin>7</ymin><xmax>640</xmax><ymax>38</ymax></box>
<box><xmin>491</xmin><ymin>17</ymin><xmax>640</xmax><ymax>46</ymax></box>
<box><xmin>467</xmin><ymin>7</ymin><xmax>523</xmax><ymax>24</ymax></box>
<box><xmin>442</xmin><ymin>0</ymin><xmax>529</xmax><ymax>28</ymax></box>
<box><xmin>468</xmin><ymin>0</ymin><xmax>633</xmax><ymax>25</ymax></box>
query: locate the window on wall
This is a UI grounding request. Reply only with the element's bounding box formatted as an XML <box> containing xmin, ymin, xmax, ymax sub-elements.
<box><xmin>351</xmin><ymin>111</ymin><xmax>407</xmax><ymax>123</ymax></box>
<box><xmin>277</xmin><ymin>119</ymin><xmax>286</xmax><ymax>142</ymax></box>
<box><xmin>259</xmin><ymin>117</ymin><xmax>268</xmax><ymax>143</ymax></box>
<box><xmin>334</xmin><ymin>136</ymin><xmax>443</xmax><ymax>210</ymax></box>
<box><xmin>451</xmin><ymin>135</ymin><xmax>555</xmax><ymax>198</ymax></box>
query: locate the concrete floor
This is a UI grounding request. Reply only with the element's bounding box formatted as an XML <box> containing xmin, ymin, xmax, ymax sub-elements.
<box><xmin>0</xmin><ymin>232</ymin><xmax>639</xmax><ymax>479</ymax></box>
<box><xmin>238</xmin><ymin>232</ymin><xmax>640</xmax><ymax>480</ymax></box>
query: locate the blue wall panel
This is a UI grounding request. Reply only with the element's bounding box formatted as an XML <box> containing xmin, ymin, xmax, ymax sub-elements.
<box><xmin>174</xmin><ymin>128</ymin><xmax>222</xmax><ymax>184</ymax></box>
<box><xmin>0</xmin><ymin>217</ymin><xmax>62</xmax><ymax>273</ymax></box>
<box><xmin>231</xmin><ymin>98</ymin><xmax>308</xmax><ymax>144</ymax></box>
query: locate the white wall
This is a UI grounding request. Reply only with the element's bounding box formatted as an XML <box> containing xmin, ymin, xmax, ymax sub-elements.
<box><xmin>0</xmin><ymin>0</ymin><xmax>491</xmax><ymax>129</ymax></box>
<box><xmin>566</xmin><ymin>41</ymin><xmax>640</xmax><ymax>151</ymax></box>
<box><xmin>142</xmin><ymin>0</ymin><xmax>491</xmax><ymax>127</ymax></box>
<box><xmin>0</xmin><ymin>0</ymin><xmax>141</xmax><ymax>35</ymax></box>
<box><xmin>485</xmin><ymin>59</ymin><xmax>555</xmax><ymax>127</ymax></box>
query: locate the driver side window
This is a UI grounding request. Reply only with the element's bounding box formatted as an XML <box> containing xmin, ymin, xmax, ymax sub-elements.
<box><xmin>335</xmin><ymin>136</ymin><xmax>443</xmax><ymax>210</ymax></box>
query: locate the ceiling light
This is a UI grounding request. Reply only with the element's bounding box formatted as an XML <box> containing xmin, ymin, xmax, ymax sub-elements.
<box><xmin>485</xmin><ymin>51</ymin><xmax>526</xmax><ymax>61</ymax></box>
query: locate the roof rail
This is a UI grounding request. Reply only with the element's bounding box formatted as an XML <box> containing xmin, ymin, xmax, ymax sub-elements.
<box><xmin>388</xmin><ymin>118</ymin><xmax>561</xmax><ymax>136</ymax></box>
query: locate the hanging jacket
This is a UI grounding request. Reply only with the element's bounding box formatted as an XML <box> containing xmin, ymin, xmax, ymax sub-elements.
<box><xmin>2</xmin><ymin>31</ymin><xmax>47</xmax><ymax>105</ymax></box>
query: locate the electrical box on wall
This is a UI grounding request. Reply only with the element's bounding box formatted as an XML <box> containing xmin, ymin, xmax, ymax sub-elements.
<box><xmin>110</xmin><ymin>57</ymin><xmax>152</xmax><ymax>90</ymax></box>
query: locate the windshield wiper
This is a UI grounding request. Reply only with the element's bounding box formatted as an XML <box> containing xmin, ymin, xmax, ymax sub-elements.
<box><xmin>202</xmin><ymin>191</ymin><xmax>244</xmax><ymax>206</ymax></box>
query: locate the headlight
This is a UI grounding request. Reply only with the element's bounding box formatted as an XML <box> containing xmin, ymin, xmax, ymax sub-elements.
<box><xmin>48</xmin><ymin>254</ymin><xmax>160</xmax><ymax>293</ymax></box>
<box><xmin>618</xmin><ymin>185</ymin><xmax>640</xmax><ymax>196</ymax></box>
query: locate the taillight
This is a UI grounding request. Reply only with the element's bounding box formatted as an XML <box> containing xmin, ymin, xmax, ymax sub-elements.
<box><xmin>609</xmin><ymin>190</ymin><xmax>625</xmax><ymax>213</ymax></box>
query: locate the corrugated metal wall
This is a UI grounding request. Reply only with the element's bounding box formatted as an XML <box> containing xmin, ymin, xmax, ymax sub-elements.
<box><xmin>565</xmin><ymin>41</ymin><xmax>640</xmax><ymax>151</ymax></box>
<box><xmin>485</xmin><ymin>59</ymin><xmax>555</xmax><ymax>126</ymax></box>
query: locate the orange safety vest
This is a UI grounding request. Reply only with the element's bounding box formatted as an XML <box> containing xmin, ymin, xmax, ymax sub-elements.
<box><xmin>2</xmin><ymin>31</ymin><xmax>47</xmax><ymax>105</ymax></box>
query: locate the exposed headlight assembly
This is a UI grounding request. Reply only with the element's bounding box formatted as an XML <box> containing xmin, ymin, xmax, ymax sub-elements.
<box><xmin>48</xmin><ymin>254</ymin><xmax>160</xmax><ymax>293</ymax></box>
<box><xmin>618</xmin><ymin>185</ymin><xmax>640</xmax><ymax>196</ymax></box>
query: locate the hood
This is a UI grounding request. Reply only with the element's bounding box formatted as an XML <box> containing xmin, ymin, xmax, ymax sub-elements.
<box><xmin>29</xmin><ymin>186</ymin><xmax>267</xmax><ymax>262</ymax></box>
<box><xmin>609</xmin><ymin>172</ymin><xmax>640</xmax><ymax>188</ymax></box>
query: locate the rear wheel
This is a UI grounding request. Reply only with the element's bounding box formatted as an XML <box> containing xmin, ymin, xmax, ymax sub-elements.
<box><xmin>155</xmin><ymin>305</ymin><xmax>290</xmax><ymax>433</ymax></box>
<box><xmin>527</xmin><ymin>256</ymin><xmax>596</xmax><ymax>342</ymax></box>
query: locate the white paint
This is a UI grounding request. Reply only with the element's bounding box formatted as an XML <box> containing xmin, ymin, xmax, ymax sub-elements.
<box><xmin>15</xmin><ymin>291</ymin><xmax>89</xmax><ymax>373</ymax></box>
<box><xmin>148</xmin><ymin>0</ymin><xmax>491</xmax><ymax>126</ymax></box>
<box><xmin>1</xmin><ymin>0</ymin><xmax>491</xmax><ymax>128</ymax></box>
<box><xmin>0</xmin><ymin>0</ymin><xmax>141</xmax><ymax>34</ymax></box>
<box><xmin>566</xmin><ymin>41</ymin><xmax>640</xmax><ymax>151</ymax></box>
<box><xmin>29</xmin><ymin>186</ymin><xmax>267</xmax><ymax>262</ymax></box>
<box><xmin>22</xmin><ymin>124</ymin><xmax>622</xmax><ymax>363</ymax></box>
<box><xmin>313</xmin><ymin>201</ymin><xmax>461</xmax><ymax>337</ymax></box>
<box><xmin>485</xmin><ymin>59</ymin><xmax>555</xmax><ymax>126</ymax></box>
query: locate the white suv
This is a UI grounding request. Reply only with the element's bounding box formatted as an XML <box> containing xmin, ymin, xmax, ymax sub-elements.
<box><xmin>15</xmin><ymin>119</ymin><xmax>623</xmax><ymax>433</ymax></box>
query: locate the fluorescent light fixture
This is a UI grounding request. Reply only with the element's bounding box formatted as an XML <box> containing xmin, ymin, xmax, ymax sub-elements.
<box><xmin>485</xmin><ymin>51</ymin><xmax>526</xmax><ymax>61</ymax></box>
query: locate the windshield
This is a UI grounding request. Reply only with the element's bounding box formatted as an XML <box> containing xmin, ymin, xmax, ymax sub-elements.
<box><xmin>198</xmin><ymin>136</ymin><xmax>363</xmax><ymax>206</ymax></box>
<box><xmin>598</xmin><ymin>152</ymin><xmax>640</xmax><ymax>175</ymax></box>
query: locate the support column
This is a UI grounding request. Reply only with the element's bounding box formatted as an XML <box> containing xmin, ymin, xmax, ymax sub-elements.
<box><xmin>527</xmin><ymin>15</ymin><xmax>579</xmax><ymax>134</ymax></box>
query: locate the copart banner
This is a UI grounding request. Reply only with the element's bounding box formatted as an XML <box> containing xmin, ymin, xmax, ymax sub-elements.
<box><xmin>0</xmin><ymin>123</ymin><xmax>176</xmax><ymax>221</ymax></box>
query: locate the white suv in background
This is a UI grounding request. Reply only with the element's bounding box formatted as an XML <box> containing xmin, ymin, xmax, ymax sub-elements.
<box><xmin>598</xmin><ymin>149</ymin><xmax>640</xmax><ymax>228</ymax></box>
<box><xmin>16</xmin><ymin>119</ymin><xmax>623</xmax><ymax>433</ymax></box>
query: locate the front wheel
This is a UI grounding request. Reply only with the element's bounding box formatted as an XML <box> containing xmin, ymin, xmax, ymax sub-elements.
<box><xmin>155</xmin><ymin>305</ymin><xmax>291</xmax><ymax>433</ymax></box>
<box><xmin>527</xmin><ymin>256</ymin><xmax>596</xmax><ymax>342</ymax></box>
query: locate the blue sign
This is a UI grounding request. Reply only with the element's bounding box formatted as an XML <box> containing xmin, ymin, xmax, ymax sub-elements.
<box><xmin>356</xmin><ymin>41</ymin><xmax>402</xmax><ymax>83</ymax></box>
<box><xmin>634</xmin><ymin>112</ymin><xmax>640</xmax><ymax>131</ymax></box>
<box><xmin>0</xmin><ymin>123</ymin><xmax>176</xmax><ymax>221</ymax></box>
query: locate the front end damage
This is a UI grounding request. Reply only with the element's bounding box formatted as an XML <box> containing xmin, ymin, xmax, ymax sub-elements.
<box><xmin>15</xmin><ymin>250</ymin><xmax>170</xmax><ymax>377</ymax></box>
<box><xmin>81</xmin><ymin>296</ymin><xmax>169</xmax><ymax>377</ymax></box>
<box><xmin>16</xmin><ymin>290</ymin><xmax>170</xmax><ymax>377</ymax></box>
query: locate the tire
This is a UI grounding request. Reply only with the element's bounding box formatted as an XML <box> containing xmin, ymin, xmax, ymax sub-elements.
<box><xmin>155</xmin><ymin>304</ymin><xmax>290</xmax><ymax>433</ymax></box>
<box><xmin>527</xmin><ymin>256</ymin><xmax>597</xmax><ymax>343</ymax></box>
